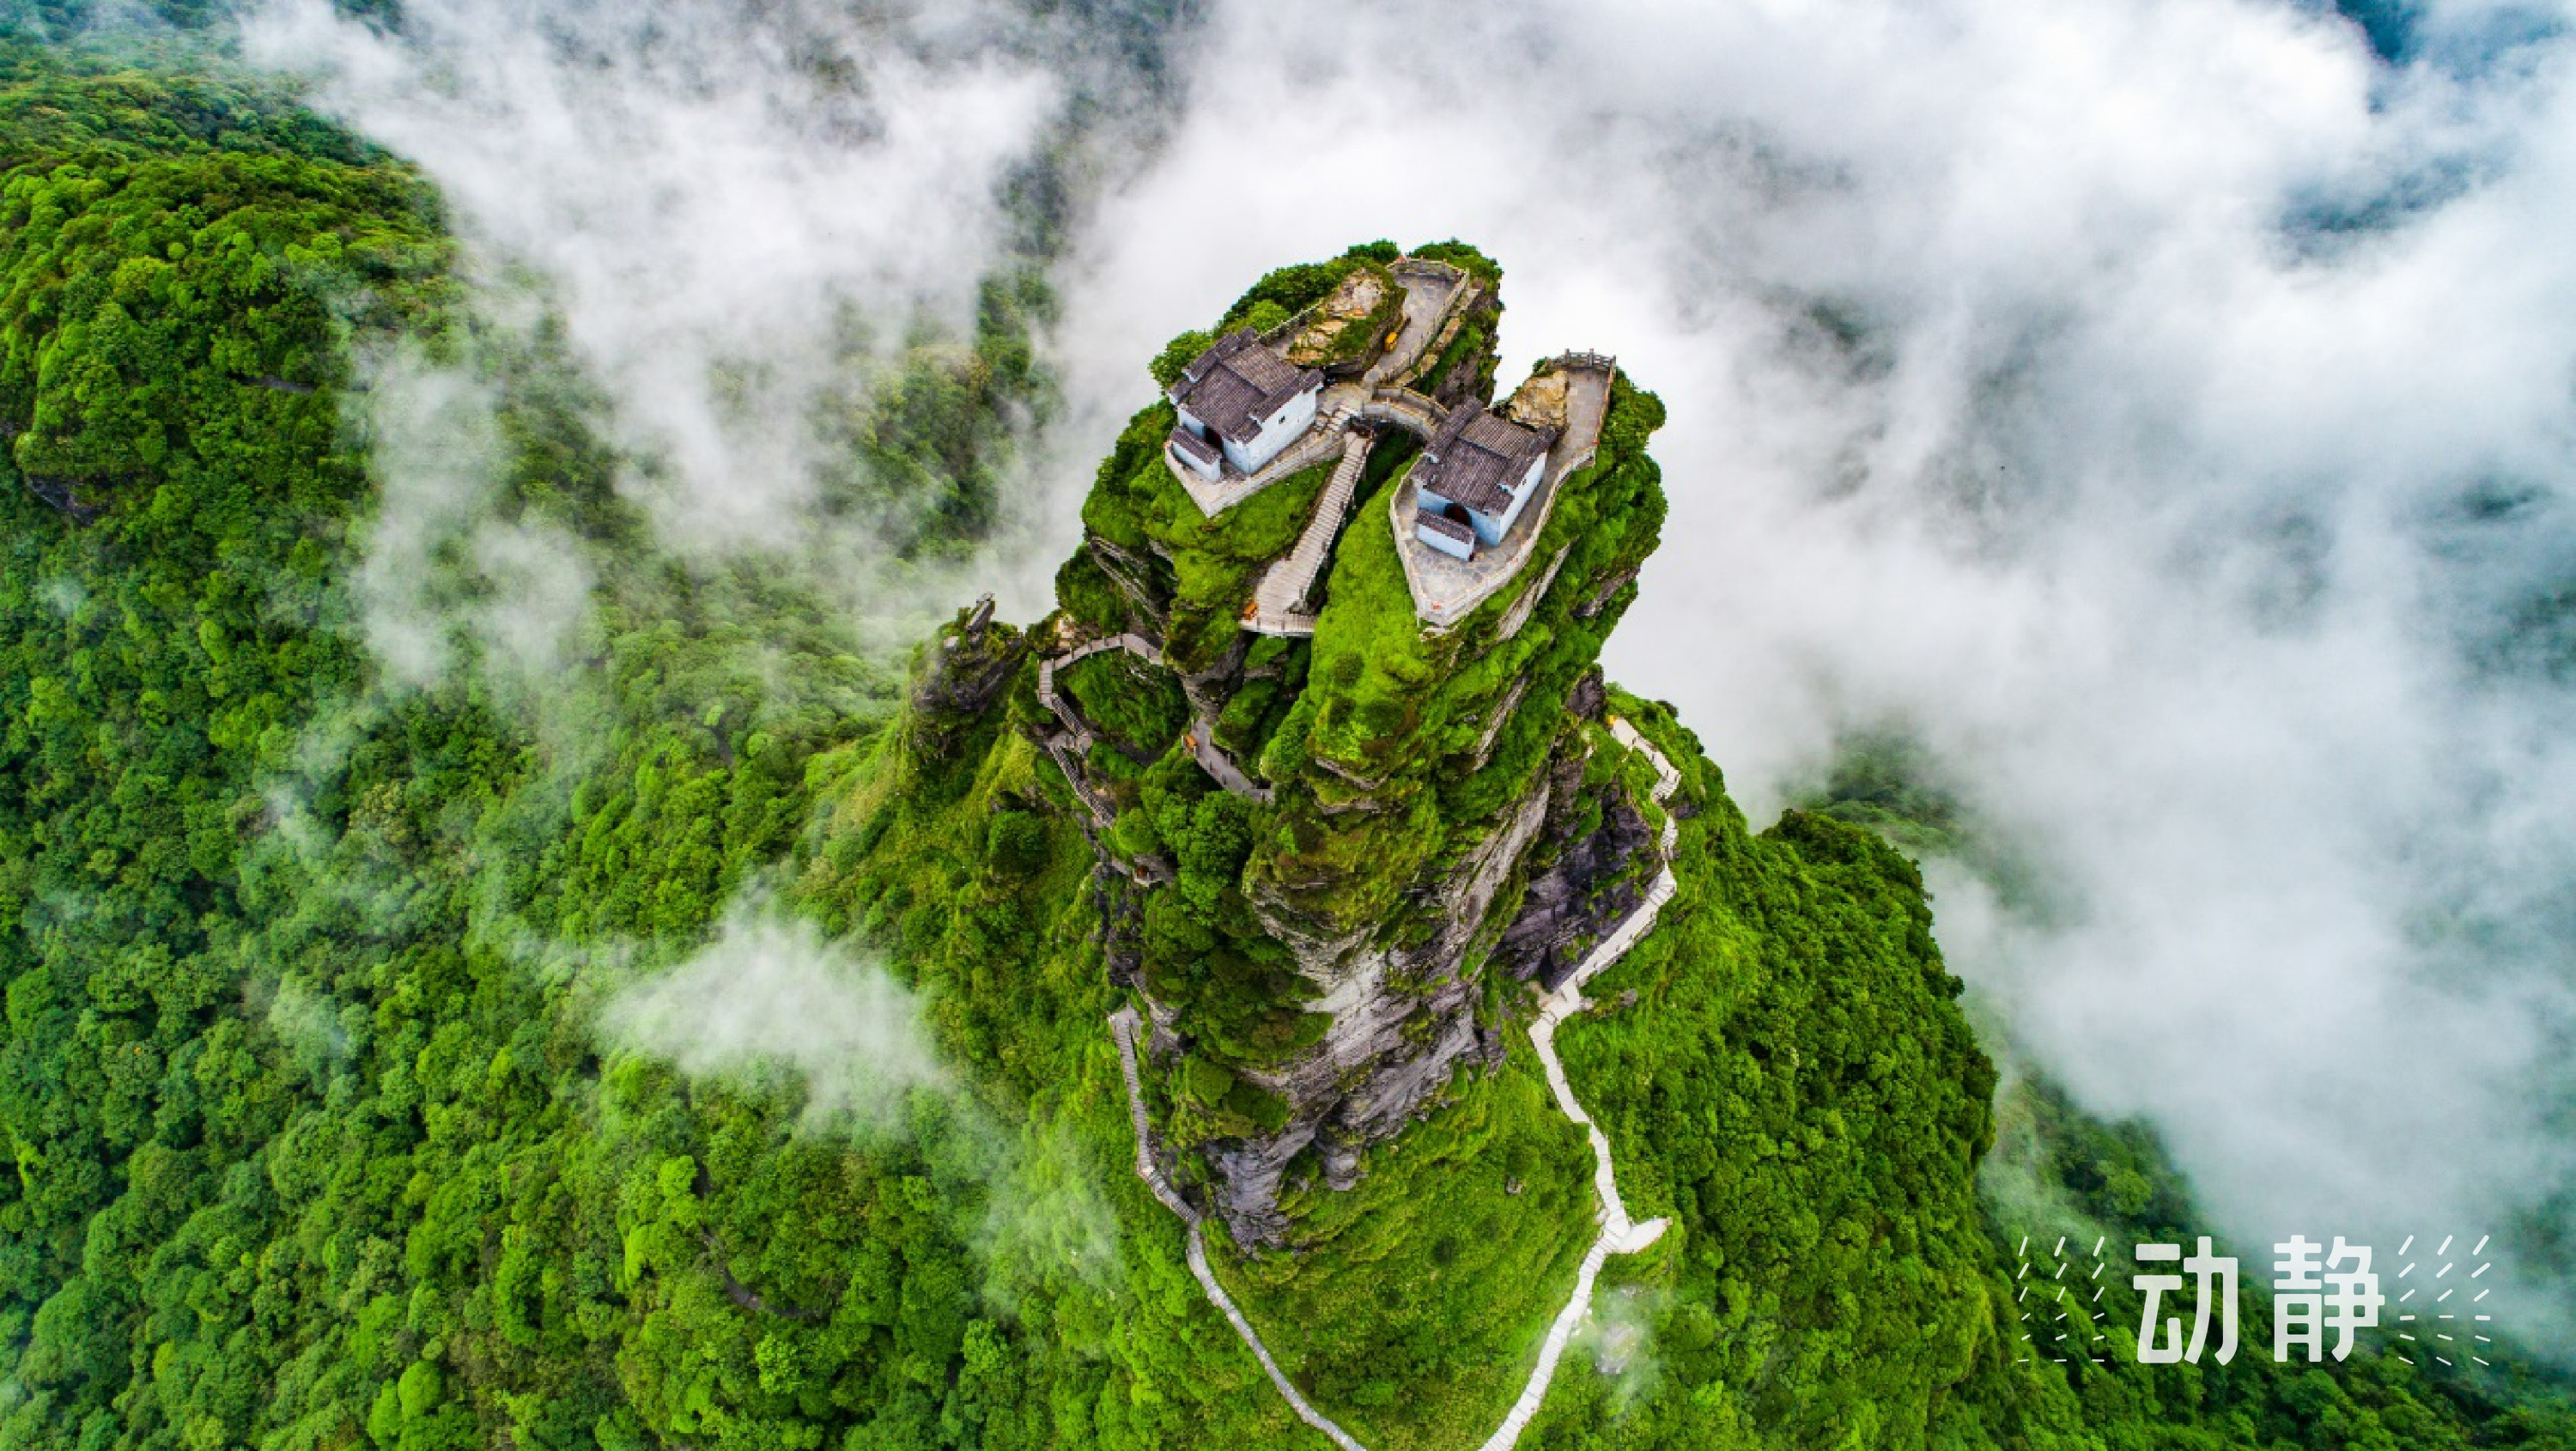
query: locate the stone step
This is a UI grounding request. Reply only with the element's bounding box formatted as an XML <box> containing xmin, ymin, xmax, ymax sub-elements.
<box><xmin>1245</xmin><ymin>432</ymin><xmax>1374</xmax><ymax>632</ymax></box>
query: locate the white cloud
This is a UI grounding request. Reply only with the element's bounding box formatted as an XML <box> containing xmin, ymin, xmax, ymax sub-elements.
<box><xmin>1038</xmin><ymin>0</ymin><xmax>2576</xmax><ymax>1342</ymax></box>
<box><xmin>604</xmin><ymin>907</ymin><xmax>1122</xmax><ymax>1287</ymax></box>
<box><xmin>345</xmin><ymin>348</ymin><xmax>597</xmax><ymax>702</ymax></box>
<box><xmin>232</xmin><ymin>0</ymin><xmax>2576</xmax><ymax>1351</ymax></box>
<box><xmin>348</xmin><ymin>354</ymin><xmax>500</xmax><ymax>690</ymax></box>
<box><xmin>605</xmin><ymin>909</ymin><xmax>949</xmax><ymax>1126</ymax></box>
<box><xmin>246</xmin><ymin>0</ymin><xmax>1060</xmax><ymax>551</ymax></box>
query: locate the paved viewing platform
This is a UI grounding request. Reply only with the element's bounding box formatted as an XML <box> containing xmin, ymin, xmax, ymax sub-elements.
<box><xmin>1168</xmin><ymin>409</ymin><xmax>1352</xmax><ymax>518</ymax></box>
<box><xmin>1391</xmin><ymin>356</ymin><xmax>1614</xmax><ymax>632</ymax></box>
<box><xmin>1364</xmin><ymin>258</ymin><xmax>1467</xmax><ymax>389</ymax></box>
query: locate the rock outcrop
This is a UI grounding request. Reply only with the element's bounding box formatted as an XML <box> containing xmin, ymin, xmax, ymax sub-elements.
<box><xmin>1492</xmin><ymin>744</ymin><xmax>1659</xmax><ymax>990</ymax></box>
<box><xmin>1029</xmin><ymin>246</ymin><xmax>1668</xmax><ymax>1247</ymax></box>
<box><xmin>904</xmin><ymin>594</ymin><xmax>1025</xmax><ymax>760</ymax></box>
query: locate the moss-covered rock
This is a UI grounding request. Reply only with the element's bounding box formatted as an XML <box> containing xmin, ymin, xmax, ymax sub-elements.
<box><xmin>804</xmin><ymin>243</ymin><xmax>2576</xmax><ymax>1449</ymax></box>
<box><xmin>1021</xmin><ymin>252</ymin><xmax>1682</xmax><ymax>1249</ymax></box>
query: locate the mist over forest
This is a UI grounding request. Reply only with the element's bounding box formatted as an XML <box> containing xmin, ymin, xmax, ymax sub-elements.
<box><xmin>3</xmin><ymin>0</ymin><xmax>2575</xmax><ymax>1446</ymax></box>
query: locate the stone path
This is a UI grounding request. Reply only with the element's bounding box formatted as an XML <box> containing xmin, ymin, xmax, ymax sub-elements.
<box><xmin>1100</xmin><ymin>716</ymin><xmax>1688</xmax><ymax>1451</ymax></box>
<box><xmin>1475</xmin><ymin>716</ymin><xmax>1678</xmax><ymax>1451</ymax></box>
<box><xmin>1246</xmin><ymin>430</ymin><xmax>1375</xmax><ymax>637</ymax></box>
<box><xmin>1044</xmin><ymin>733</ymin><xmax>1117</xmax><ymax>829</ymax></box>
<box><xmin>1039</xmin><ymin>630</ymin><xmax>1275</xmax><ymax>805</ymax></box>
<box><xmin>1109</xmin><ymin>1008</ymin><xmax>1370</xmax><ymax>1451</ymax></box>
<box><xmin>1169</xmin><ymin>409</ymin><xmax>1355</xmax><ymax>519</ymax></box>
<box><xmin>1354</xmin><ymin>386</ymin><xmax>1445</xmax><ymax>440</ymax></box>
<box><xmin>1364</xmin><ymin>258</ymin><xmax>1467</xmax><ymax>389</ymax></box>
<box><xmin>1035</xmin><ymin>632</ymin><xmax>1159</xmax><ymax>753</ymax></box>
<box><xmin>1187</xmin><ymin>711</ymin><xmax>1275</xmax><ymax>804</ymax></box>
<box><xmin>1164</xmin><ymin>255</ymin><xmax>1468</xmax><ymax>519</ymax></box>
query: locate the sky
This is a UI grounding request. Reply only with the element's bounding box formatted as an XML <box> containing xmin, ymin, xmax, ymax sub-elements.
<box><xmin>249</xmin><ymin>0</ymin><xmax>2576</xmax><ymax>1347</ymax></box>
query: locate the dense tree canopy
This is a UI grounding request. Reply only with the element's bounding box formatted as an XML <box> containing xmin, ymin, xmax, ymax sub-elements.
<box><xmin>0</xmin><ymin>46</ymin><xmax>2569</xmax><ymax>1451</ymax></box>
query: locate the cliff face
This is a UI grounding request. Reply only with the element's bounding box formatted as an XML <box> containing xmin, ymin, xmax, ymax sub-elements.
<box><xmin>853</xmin><ymin>246</ymin><xmax>2013</xmax><ymax>1445</ymax></box>
<box><xmin>1025</xmin><ymin>243</ymin><xmax>1673</xmax><ymax>1244</ymax></box>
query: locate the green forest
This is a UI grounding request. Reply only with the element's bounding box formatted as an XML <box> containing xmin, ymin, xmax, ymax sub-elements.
<box><xmin>0</xmin><ymin>35</ymin><xmax>2572</xmax><ymax>1451</ymax></box>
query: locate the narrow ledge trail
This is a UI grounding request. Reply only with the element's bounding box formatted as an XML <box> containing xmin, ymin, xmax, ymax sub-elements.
<box><xmin>1105</xmin><ymin>714</ymin><xmax>1684</xmax><ymax>1451</ymax></box>
<box><xmin>1109</xmin><ymin>1006</ymin><xmax>1369</xmax><ymax>1451</ymax></box>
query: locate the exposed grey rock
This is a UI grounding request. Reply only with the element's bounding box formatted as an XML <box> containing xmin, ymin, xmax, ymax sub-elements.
<box><xmin>1095</xmin><ymin>865</ymin><xmax>1145</xmax><ymax>989</ymax></box>
<box><xmin>1575</xmin><ymin>567</ymin><xmax>1637</xmax><ymax>620</ymax></box>
<box><xmin>905</xmin><ymin>600</ymin><xmax>1027</xmax><ymax>759</ymax></box>
<box><xmin>1493</xmin><ymin>745</ymin><xmax>1656</xmax><ymax>990</ymax></box>
<box><xmin>1086</xmin><ymin>536</ymin><xmax>1169</xmax><ymax>628</ymax></box>
<box><xmin>1192</xmin><ymin>765</ymin><xmax>1559</xmax><ymax>1246</ymax></box>
<box><xmin>1567</xmin><ymin>667</ymin><xmax>1607</xmax><ymax>721</ymax></box>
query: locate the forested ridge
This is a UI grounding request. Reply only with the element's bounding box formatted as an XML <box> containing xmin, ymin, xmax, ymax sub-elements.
<box><xmin>0</xmin><ymin>46</ymin><xmax>1078</xmax><ymax>1450</ymax></box>
<box><xmin>0</xmin><ymin>46</ymin><xmax>2573</xmax><ymax>1451</ymax></box>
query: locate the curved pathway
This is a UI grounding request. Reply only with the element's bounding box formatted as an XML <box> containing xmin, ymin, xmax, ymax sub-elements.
<box><xmin>1036</xmin><ymin>632</ymin><xmax>1160</xmax><ymax>754</ymax></box>
<box><xmin>1109</xmin><ymin>1008</ymin><xmax>1369</xmax><ymax>1451</ymax></box>
<box><xmin>1478</xmin><ymin>715</ymin><xmax>1680</xmax><ymax>1450</ymax></box>
<box><xmin>1039</xmin><ymin>631</ymin><xmax>1276</xmax><ymax>806</ymax></box>
<box><xmin>1355</xmin><ymin>386</ymin><xmax>1445</xmax><ymax>440</ymax></box>
<box><xmin>1102</xmin><ymin>715</ymin><xmax>1686</xmax><ymax>1450</ymax></box>
<box><xmin>1366</xmin><ymin>259</ymin><xmax>1467</xmax><ymax>389</ymax></box>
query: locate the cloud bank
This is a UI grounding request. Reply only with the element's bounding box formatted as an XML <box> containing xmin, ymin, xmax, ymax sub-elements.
<box><xmin>239</xmin><ymin>0</ymin><xmax>2576</xmax><ymax>1351</ymax></box>
<box><xmin>1037</xmin><ymin>0</ymin><xmax>2576</xmax><ymax>1340</ymax></box>
<box><xmin>605</xmin><ymin>908</ymin><xmax>1120</xmax><ymax>1290</ymax></box>
<box><xmin>238</xmin><ymin>0</ymin><xmax>1130</xmax><ymax>1296</ymax></box>
<box><xmin>605</xmin><ymin>909</ymin><xmax>950</xmax><ymax>1126</ymax></box>
<box><xmin>246</xmin><ymin>0</ymin><xmax>1060</xmax><ymax>552</ymax></box>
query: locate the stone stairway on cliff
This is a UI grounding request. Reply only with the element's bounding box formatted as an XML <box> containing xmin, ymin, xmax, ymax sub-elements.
<box><xmin>1034</xmin><ymin>632</ymin><xmax>1158</xmax><ymax>755</ymax></box>
<box><xmin>1245</xmin><ymin>429</ymin><xmax>1375</xmax><ymax>637</ymax></box>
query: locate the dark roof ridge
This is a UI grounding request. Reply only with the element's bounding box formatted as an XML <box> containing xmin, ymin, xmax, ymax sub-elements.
<box><xmin>1170</xmin><ymin>330</ymin><xmax>1321</xmax><ymax>445</ymax></box>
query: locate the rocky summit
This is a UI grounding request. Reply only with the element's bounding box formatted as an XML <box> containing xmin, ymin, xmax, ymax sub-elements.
<box><xmin>983</xmin><ymin>245</ymin><xmax>1670</xmax><ymax>1246</ymax></box>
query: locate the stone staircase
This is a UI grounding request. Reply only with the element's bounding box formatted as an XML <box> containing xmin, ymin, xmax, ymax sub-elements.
<box><xmin>1244</xmin><ymin>429</ymin><xmax>1374</xmax><ymax>637</ymax></box>
<box><xmin>1108</xmin><ymin>1008</ymin><xmax>1369</xmax><ymax>1451</ymax></box>
<box><xmin>1186</xmin><ymin>711</ymin><xmax>1275</xmax><ymax>804</ymax></box>
<box><xmin>1035</xmin><ymin>632</ymin><xmax>1159</xmax><ymax>752</ymax></box>
<box><xmin>1478</xmin><ymin>716</ymin><xmax>1682</xmax><ymax>1451</ymax></box>
<box><xmin>1168</xmin><ymin>406</ymin><xmax>1355</xmax><ymax>519</ymax></box>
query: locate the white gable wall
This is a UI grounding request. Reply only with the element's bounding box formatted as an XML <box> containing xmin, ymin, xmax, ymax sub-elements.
<box><xmin>1172</xmin><ymin>437</ymin><xmax>1223</xmax><ymax>481</ymax></box>
<box><xmin>1460</xmin><ymin>454</ymin><xmax>1546</xmax><ymax>545</ymax></box>
<box><xmin>1485</xmin><ymin>454</ymin><xmax>1545</xmax><ymax>540</ymax></box>
<box><xmin>1219</xmin><ymin>385</ymin><xmax>1319</xmax><ymax>475</ymax></box>
<box><xmin>1416</xmin><ymin>519</ymin><xmax>1475</xmax><ymax>560</ymax></box>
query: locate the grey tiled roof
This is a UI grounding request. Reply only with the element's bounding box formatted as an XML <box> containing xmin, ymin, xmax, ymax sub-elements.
<box><xmin>1418</xmin><ymin>406</ymin><xmax>1555</xmax><ymax>516</ymax></box>
<box><xmin>1167</xmin><ymin>425</ymin><xmax>1218</xmax><ymax>465</ymax></box>
<box><xmin>1170</xmin><ymin>331</ymin><xmax>1321</xmax><ymax>444</ymax></box>
<box><xmin>1416</xmin><ymin>509</ymin><xmax>1474</xmax><ymax>543</ymax></box>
